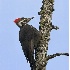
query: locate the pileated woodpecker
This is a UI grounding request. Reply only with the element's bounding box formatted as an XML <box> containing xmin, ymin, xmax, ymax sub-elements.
<box><xmin>14</xmin><ymin>17</ymin><xmax>40</xmax><ymax>70</ymax></box>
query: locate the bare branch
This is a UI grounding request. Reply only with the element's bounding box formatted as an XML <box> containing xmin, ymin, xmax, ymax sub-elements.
<box><xmin>47</xmin><ymin>53</ymin><xmax>69</xmax><ymax>61</ymax></box>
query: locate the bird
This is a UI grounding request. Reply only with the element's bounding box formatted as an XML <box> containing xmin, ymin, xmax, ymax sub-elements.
<box><xmin>14</xmin><ymin>17</ymin><xmax>41</xmax><ymax>70</ymax></box>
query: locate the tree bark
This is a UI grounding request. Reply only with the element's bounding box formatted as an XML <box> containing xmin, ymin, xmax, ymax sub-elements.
<box><xmin>35</xmin><ymin>0</ymin><xmax>58</xmax><ymax>70</ymax></box>
<box><xmin>33</xmin><ymin>0</ymin><xmax>69</xmax><ymax>70</ymax></box>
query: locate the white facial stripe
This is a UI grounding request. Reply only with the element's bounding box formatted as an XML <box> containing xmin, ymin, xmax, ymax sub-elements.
<box><xmin>20</xmin><ymin>20</ymin><xmax>24</xmax><ymax>23</ymax></box>
<box><xmin>18</xmin><ymin>19</ymin><xmax>27</xmax><ymax>27</ymax></box>
<box><xmin>18</xmin><ymin>22</ymin><xmax>22</xmax><ymax>26</ymax></box>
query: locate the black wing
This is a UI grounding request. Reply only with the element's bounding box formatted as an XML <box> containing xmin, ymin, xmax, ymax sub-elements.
<box><xmin>19</xmin><ymin>24</ymin><xmax>36</xmax><ymax>67</ymax></box>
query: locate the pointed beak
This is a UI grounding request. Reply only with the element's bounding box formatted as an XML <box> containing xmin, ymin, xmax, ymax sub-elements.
<box><xmin>27</xmin><ymin>17</ymin><xmax>34</xmax><ymax>22</ymax></box>
<box><xmin>31</xmin><ymin>17</ymin><xmax>34</xmax><ymax>19</ymax></box>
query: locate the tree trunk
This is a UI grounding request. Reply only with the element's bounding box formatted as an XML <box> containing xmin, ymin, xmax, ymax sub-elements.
<box><xmin>33</xmin><ymin>0</ymin><xmax>69</xmax><ymax>70</ymax></box>
<box><xmin>35</xmin><ymin>0</ymin><xmax>55</xmax><ymax>70</ymax></box>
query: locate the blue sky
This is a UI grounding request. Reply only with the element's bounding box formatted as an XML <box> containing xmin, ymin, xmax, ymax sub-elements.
<box><xmin>0</xmin><ymin>0</ymin><xmax>69</xmax><ymax>70</ymax></box>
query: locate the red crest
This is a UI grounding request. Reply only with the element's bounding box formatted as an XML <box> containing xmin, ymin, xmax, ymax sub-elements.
<box><xmin>14</xmin><ymin>18</ymin><xmax>21</xmax><ymax>23</ymax></box>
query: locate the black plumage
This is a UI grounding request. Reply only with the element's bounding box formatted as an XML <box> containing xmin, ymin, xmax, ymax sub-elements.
<box><xmin>19</xmin><ymin>24</ymin><xmax>40</xmax><ymax>67</ymax></box>
<box><xmin>14</xmin><ymin>17</ymin><xmax>40</xmax><ymax>69</ymax></box>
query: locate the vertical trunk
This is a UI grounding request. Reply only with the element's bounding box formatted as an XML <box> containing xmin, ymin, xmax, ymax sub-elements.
<box><xmin>35</xmin><ymin>0</ymin><xmax>54</xmax><ymax>70</ymax></box>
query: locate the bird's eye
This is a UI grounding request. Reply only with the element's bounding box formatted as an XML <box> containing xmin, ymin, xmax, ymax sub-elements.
<box><xmin>21</xmin><ymin>22</ymin><xmax>23</xmax><ymax>24</ymax></box>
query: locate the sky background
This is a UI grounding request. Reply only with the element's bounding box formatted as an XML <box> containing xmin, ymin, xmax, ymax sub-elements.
<box><xmin>0</xmin><ymin>0</ymin><xmax>69</xmax><ymax>70</ymax></box>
